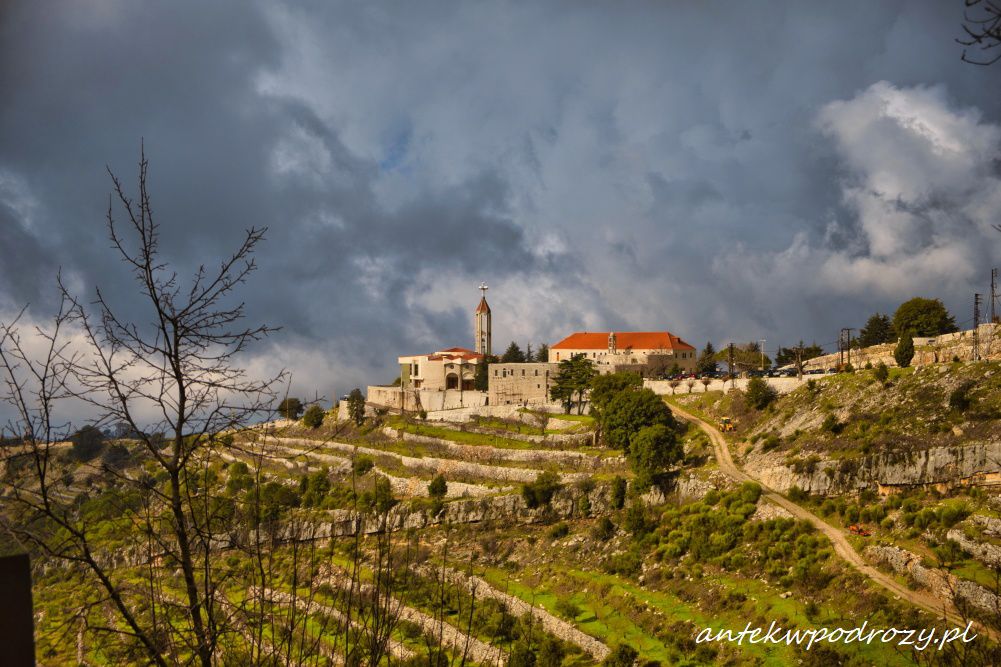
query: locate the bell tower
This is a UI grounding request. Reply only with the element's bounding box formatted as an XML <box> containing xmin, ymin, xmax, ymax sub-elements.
<box><xmin>474</xmin><ymin>282</ymin><xmax>492</xmax><ymax>356</ymax></box>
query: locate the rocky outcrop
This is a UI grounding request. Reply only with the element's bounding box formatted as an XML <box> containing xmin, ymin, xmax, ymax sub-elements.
<box><xmin>743</xmin><ymin>440</ymin><xmax>1001</xmax><ymax>495</ymax></box>
<box><xmin>946</xmin><ymin>516</ymin><xmax>1001</xmax><ymax>568</ymax></box>
<box><xmin>865</xmin><ymin>544</ymin><xmax>1001</xmax><ymax>614</ymax></box>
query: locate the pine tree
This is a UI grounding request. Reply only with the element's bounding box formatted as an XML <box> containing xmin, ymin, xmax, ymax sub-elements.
<box><xmin>500</xmin><ymin>341</ymin><xmax>526</xmax><ymax>363</ymax></box>
<box><xmin>894</xmin><ymin>331</ymin><xmax>915</xmax><ymax>368</ymax></box>
<box><xmin>858</xmin><ymin>313</ymin><xmax>895</xmax><ymax>347</ymax></box>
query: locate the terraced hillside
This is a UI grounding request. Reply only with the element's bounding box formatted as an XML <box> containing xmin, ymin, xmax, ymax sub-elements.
<box><xmin>9</xmin><ymin>396</ymin><xmax>989</xmax><ymax>665</ymax></box>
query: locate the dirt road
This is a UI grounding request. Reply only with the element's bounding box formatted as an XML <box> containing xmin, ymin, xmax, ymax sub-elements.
<box><xmin>670</xmin><ymin>402</ymin><xmax>969</xmax><ymax>628</ymax></box>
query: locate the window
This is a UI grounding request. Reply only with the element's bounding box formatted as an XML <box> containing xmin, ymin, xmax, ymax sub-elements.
<box><xmin>521</xmin><ymin>369</ymin><xmax>525</xmax><ymax>376</ymax></box>
<box><xmin>534</xmin><ymin>370</ymin><xmax>538</xmax><ymax>376</ymax></box>
<box><xmin>494</xmin><ymin>370</ymin><xmax>498</xmax><ymax>376</ymax></box>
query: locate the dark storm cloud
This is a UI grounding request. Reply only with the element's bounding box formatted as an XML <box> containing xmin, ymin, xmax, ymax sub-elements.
<box><xmin>1</xmin><ymin>0</ymin><xmax>1000</xmax><ymax>403</ymax></box>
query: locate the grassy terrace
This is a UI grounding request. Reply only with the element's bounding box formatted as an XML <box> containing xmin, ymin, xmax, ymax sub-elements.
<box><xmin>474</xmin><ymin>550</ymin><xmax>918</xmax><ymax>666</ymax></box>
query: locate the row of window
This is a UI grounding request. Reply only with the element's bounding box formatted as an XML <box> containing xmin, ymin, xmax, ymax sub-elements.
<box><xmin>494</xmin><ymin>368</ymin><xmax>549</xmax><ymax>378</ymax></box>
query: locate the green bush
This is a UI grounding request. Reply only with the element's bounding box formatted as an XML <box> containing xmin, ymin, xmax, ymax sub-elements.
<box><xmin>746</xmin><ymin>377</ymin><xmax>778</xmax><ymax>410</ymax></box>
<box><xmin>610</xmin><ymin>476</ymin><xmax>627</xmax><ymax>509</ymax></box>
<box><xmin>592</xmin><ymin>516</ymin><xmax>616</xmax><ymax>540</ymax></box>
<box><xmin>603</xmin><ymin>644</ymin><xmax>638</xmax><ymax>667</ymax></box>
<box><xmin>949</xmin><ymin>381</ymin><xmax>976</xmax><ymax>413</ymax></box>
<box><xmin>70</xmin><ymin>425</ymin><xmax>105</xmax><ymax>461</ymax></box>
<box><xmin>352</xmin><ymin>455</ymin><xmax>374</xmax><ymax>476</ymax></box>
<box><xmin>522</xmin><ymin>470</ymin><xmax>561</xmax><ymax>509</ymax></box>
<box><xmin>428</xmin><ymin>474</ymin><xmax>448</xmax><ymax>499</ymax></box>
<box><xmin>302</xmin><ymin>404</ymin><xmax>324</xmax><ymax>429</ymax></box>
<box><xmin>872</xmin><ymin>362</ymin><xmax>889</xmax><ymax>384</ymax></box>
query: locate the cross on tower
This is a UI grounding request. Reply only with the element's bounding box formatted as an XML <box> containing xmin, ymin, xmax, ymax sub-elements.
<box><xmin>479</xmin><ymin>282</ymin><xmax>489</xmax><ymax>297</ymax></box>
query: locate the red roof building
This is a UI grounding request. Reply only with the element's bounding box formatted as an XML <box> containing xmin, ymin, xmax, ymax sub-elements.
<box><xmin>548</xmin><ymin>330</ymin><xmax>697</xmax><ymax>370</ymax></box>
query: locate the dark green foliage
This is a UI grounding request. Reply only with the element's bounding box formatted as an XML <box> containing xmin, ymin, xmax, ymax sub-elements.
<box><xmin>893</xmin><ymin>297</ymin><xmax>957</xmax><ymax>337</ymax></box>
<box><xmin>858</xmin><ymin>313</ymin><xmax>895</xmax><ymax>347</ymax></box>
<box><xmin>347</xmin><ymin>388</ymin><xmax>366</xmax><ymax>425</ymax></box>
<box><xmin>299</xmin><ymin>468</ymin><xmax>331</xmax><ymax>507</ymax></box>
<box><xmin>949</xmin><ymin>381</ymin><xmax>976</xmax><ymax>412</ymax></box>
<box><xmin>352</xmin><ymin>455</ymin><xmax>374</xmax><ymax>476</ymax></box>
<box><xmin>603</xmin><ymin>644</ymin><xmax>638</xmax><ymax>667</ymax></box>
<box><xmin>277</xmin><ymin>397</ymin><xmax>304</xmax><ymax>420</ymax></box>
<box><xmin>627</xmin><ymin>424</ymin><xmax>682</xmax><ymax>489</ymax></box>
<box><xmin>253</xmin><ymin>481</ymin><xmax>300</xmax><ymax>525</ymax></box>
<box><xmin>610</xmin><ymin>476</ymin><xmax>627</xmax><ymax>509</ymax></box>
<box><xmin>428</xmin><ymin>474</ymin><xmax>447</xmax><ymax>499</ymax></box>
<box><xmin>775</xmin><ymin>341</ymin><xmax>825</xmax><ymax>367</ymax></box>
<box><xmin>603</xmin><ymin>389</ymin><xmax>677</xmax><ymax>451</ymax></box>
<box><xmin>537</xmin><ymin>636</ymin><xmax>566</xmax><ymax>667</ymax></box>
<box><xmin>548</xmin><ymin>522</ymin><xmax>570</xmax><ymax>538</ymax></box>
<box><xmin>70</xmin><ymin>425</ymin><xmax>105</xmax><ymax>461</ymax></box>
<box><xmin>696</xmin><ymin>341</ymin><xmax>717</xmax><ymax>375</ymax></box>
<box><xmin>873</xmin><ymin>362</ymin><xmax>889</xmax><ymax>383</ymax></box>
<box><xmin>509</xmin><ymin>641</ymin><xmax>537</xmax><ymax>667</ymax></box>
<box><xmin>592</xmin><ymin>516</ymin><xmax>616</xmax><ymax>540</ymax></box>
<box><xmin>522</xmin><ymin>470</ymin><xmax>562</xmax><ymax>509</ymax></box>
<box><xmin>360</xmin><ymin>476</ymin><xmax>396</xmax><ymax>513</ymax></box>
<box><xmin>536</xmin><ymin>343</ymin><xmax>549</xmax><ymax>363</ymax></box>
<box><xmin>501</xmin><ymin>341</ymin><xmax>526</xmax><ymax>363</ymax></box>
<box><xmin>623</xmin><ymin>500</ymin><xmax>652</xmax><ymax>536</ymax></box>
<box><xmin>302</xmin><ymin>404</ymin><xmax>324</xmax><ymax>429</ymax></box>
<box><xmin>549</xmin><ymin>355</ymin><xmax>597</xmax><ymax>414</ymax></box>
<box><xmin>894</xmin><ymin>331</ymin><xmax>915</xmax><ymax>368</ymax></box>
<box><xmin>474</xmin><ymin>357</ymin><xmax>491</xmax><ymax>391</ymax></box>
<box><xmin>589</xmin><ymin>372</ymin><xmax>642</xmax><ymax>425</ymax></box>
<box><xmin>745</xmin><ymin>377</ymin><xmax>778</xmax><ymax>410</ymax></box>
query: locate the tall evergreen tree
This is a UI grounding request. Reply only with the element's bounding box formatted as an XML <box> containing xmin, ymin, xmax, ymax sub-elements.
<box><xmin>525</xmin><ymin>342</ymin><xmax>534</xmax><ymax>363</ymax></box>
<box><xmin>696</xmin><ymin>341</ymin><xmax>717</xmax><ymax>374</ymax></box>
<box><xmin>500</xmin><ymin>341</ymin><xmax>526</xmax><ymax>363</ymax></box>
<box><xmin>536</xmin><ymin>343</ymin><xmax>550</xmax><ymax>363</ymax></box>
<box><xmin>858</xmin><ymin>313</ymin><xmax>895</xmax><ymax>347</ymax></box>
<box><xmin>894</xmin><ymin>331</ymin><xmax>915</xmax><ymax>368</ymax></box>
<box><xmin>549</xmin><ymin>354</ymin><xmax>597</xmax><ymax>414</ymax></box>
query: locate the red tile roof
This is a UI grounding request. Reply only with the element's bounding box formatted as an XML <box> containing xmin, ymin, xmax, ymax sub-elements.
<box><xmin>551</xmin><ymin>331</ymin><xmax>695</xmax><ymax>352</ymax></box>
<box><xmin>439</xmin><ymin>347</ymin><xmax>476</xmax><ymax>354</ymax></box>
<box><xmin>475</xmin><ymin>297</ymin><xmax>491</xmax><ymax>314</ymax></box>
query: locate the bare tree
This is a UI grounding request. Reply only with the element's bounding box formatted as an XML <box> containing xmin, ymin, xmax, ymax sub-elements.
<box><xmin>958</xmin><ymin>0</ymin><xmax>1001</xmax><ymax>65</ymax></box>
<box><xmin>0</xmin><ymin>149</ymin><xmax>286</xmax><ymax>665</ymax></box>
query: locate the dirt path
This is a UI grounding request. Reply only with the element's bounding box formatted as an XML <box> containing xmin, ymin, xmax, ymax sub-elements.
<box><xmin>669</xmin><ymin>402</ymin><xmax>969</xmax><ymax>628</ymax></box>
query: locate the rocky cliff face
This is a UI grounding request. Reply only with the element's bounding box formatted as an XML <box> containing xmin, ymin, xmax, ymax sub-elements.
<box><xmin>743</xmin><ymin>439</ymin><xmax>1001</xmax><ymax>495</ymax></box>
<box><xmin>865</xmin><ymin>544</ymin><xmax>1000</xmax><ymax>614</ymax></box>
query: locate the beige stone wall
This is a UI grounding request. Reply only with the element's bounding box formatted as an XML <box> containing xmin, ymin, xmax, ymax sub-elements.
<box><xmin>488</xmin><ymin>362</ymin><xmax>557</xmax><ymax>405</ymax></box>
<box><xmin>799</xmin><ymin>323</ymin><xmax>1001</xmax><ymax>371</ymax></box>
<box><xmin>548</xmin><ymin>347</ymin><xmax>696</xmax><ymax>370</ymax></box>
<box><xmin>366</xmin><ymin>386</ymin><xmax>488</xmax><ymax>412</ymax></box>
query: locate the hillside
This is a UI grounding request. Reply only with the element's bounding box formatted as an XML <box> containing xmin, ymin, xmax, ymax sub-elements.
<box><xmin>6</xmin><ymin>397</ymin><xmax>982</xmax><ymax>665</ymax></box>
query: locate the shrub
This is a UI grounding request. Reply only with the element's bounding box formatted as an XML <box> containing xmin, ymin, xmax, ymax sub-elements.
<box><xmin>302</xmin><ymin>404</ymin><xmax>325</xmax><ymax>429</ymax></box>
<box><xmin>603</xmin><ymin>644</ymin><xmax>638</xmax><ymax>667</ymax></box>
<box><xmin>788</xmin><ymin>486</ymin><xmax>809</xmax><ymax>502</ymax></box>
<box><xmin>610</xmin><ymin>476</ymin><xmax>627</xmax><ymax>509</ymax></box>
<box><xmin>548</xmin><ymin>522</ymin><xmax>570</xmax><ymax>539</ymax></box>
<box><xmin>553</xmin><ymin>597</ymin><xmax>581</xmax><ymax>620</ymax></box>
<box><xmin>592</xmin><ymin>517</ymin><xmax>616</xmax><ymax>540</ymax></box>
<box><xmin>761</xmin><ymin>434</ymin><xmax>781</xmax><ymax>452</ymax></box>
<box><xmin>872</xmin><ymin>362</ymin><xmax>889</xmax><ymax>384</ymax></box>
<box><xmin>352</xmin><ymin>456</ymin><xmax>374</xmax><ymax>476</ymax></box>
<box><xmin>522</xmin><ymin>470</ymin><xmax>561</xmax><ymax>509</ymax></box>
<box><xmin>949</xmin><ymin>381</ymin><xmax>976</xmax><ymax>413</ymax></box>
<box><xmin>745</xmin><ymin>377</ymin><xmax>778</xmax><ymax>410</ymax></box>
<box><xmin>428</xmin><ymin>474</ymin><xmax>448</xmax><ymax>499</ymax></box>
<box><xmin>821</xmin><ymin>414</ymin><xmax>843</xmax><ymax>434</ymax></box>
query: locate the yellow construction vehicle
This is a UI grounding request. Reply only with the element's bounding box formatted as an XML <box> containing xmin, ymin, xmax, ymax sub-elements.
<box><xmin>718</xmin><ymin>417</ymin><xmax>735</xmax><ymax>433</ymax></box>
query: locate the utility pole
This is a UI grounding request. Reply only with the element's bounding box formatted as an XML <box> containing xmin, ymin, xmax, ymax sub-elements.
<box><xmin>974</xmin><ymin>293</ymin><xmax>981</xmax><ymax>362</ymax></box>
<box><xmin>728</xmin><ymin>343</ymin><xmax>736</xmax><ymax>389</ymax></box>
<box><xmin>991</xmin><ymin>268</ymin><xmax>998</xmax><ymax>324</ymax></box>
<box><xmin>758</xmin><ymin>339</ymin><xmax>766</xmax><ymax>370</ymax></box>
<box><xmin>795</xmin><ymin>344</ymin><xmax>803</xmax><ymax>380</ymax></box>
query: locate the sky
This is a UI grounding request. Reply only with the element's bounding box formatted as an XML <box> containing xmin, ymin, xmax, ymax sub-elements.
<box><xmin>1</xmin><ymin>0</ymin><xmax>1000</xmax><ymax>411</ymax></box>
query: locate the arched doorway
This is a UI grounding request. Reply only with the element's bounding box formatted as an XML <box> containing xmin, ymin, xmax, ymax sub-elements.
<box><xmin>445</xmin><ymin>373</ymin><xmax>459</xmax><ymax>390</ymax></box>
